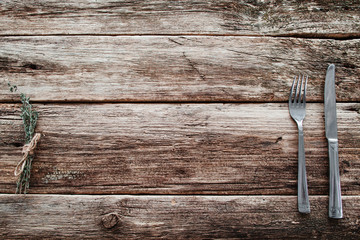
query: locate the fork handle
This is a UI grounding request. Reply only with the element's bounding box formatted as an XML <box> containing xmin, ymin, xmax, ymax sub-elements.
<box><xmin>297</xmin><ymin>125</ymin><xmax>310</xmax><ymax>213</ymax></box>
<box><xmin>328</xmin><ymin>139</ymin><xmax>343</xmax><ymax>218</ymax></box>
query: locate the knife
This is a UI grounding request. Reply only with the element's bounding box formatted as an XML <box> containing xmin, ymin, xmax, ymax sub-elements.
<box><xmin>325</xmin><ymin>64</ymin><xmax>343</xmax><ymax>219</ymax></box>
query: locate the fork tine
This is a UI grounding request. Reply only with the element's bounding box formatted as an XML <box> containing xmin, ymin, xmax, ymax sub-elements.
<box><xmin>294</xmin><ymin>74</ymin><xmax>300</xmax><ymax>103</ymax></box>
<box><xmin>289</xmin><ymin>76</ymin><xmax>296</xmax><ymax>103</ymax></box>
<box><xmin>303</xmin><ymin>75</ymin><xmax>308</xmax><ymax>104</ymax></box>
<box><xmin>298</xmin><ymin>75</ymin><xmax>304</xmax><ymax>103</ymax></box>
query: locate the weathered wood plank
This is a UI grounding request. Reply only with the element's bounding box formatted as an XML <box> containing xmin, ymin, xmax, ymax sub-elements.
<box><xmin>0</xmin><ymin>36</ymin><xmax>359</xmax><ymax>102</ymax></box>
<box><xmin>0</xmin><ymin>194</ymin><xmax>359</xmax><ymax>239</ymax></box>
<box><xmin>1</xmin><ymin>103</ymin><xmax>359</xmax><ymax>194</ymax></box>
<box><xmin>1</xmin><ymin>0</ymin><xmax>360</xmax><ymax>36</ymax></box>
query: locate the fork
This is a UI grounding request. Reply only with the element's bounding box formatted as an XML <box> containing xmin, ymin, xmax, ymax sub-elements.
<box><xmin>289</xmin><ymin>75</ymin><xmax>310</xmax><ymax>214</ymax></box>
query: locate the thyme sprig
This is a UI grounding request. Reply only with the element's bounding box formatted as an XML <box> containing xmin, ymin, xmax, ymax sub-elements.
<box><xmin>8</xmin><ymin>82</ymin><xmax>39</xmax><ymax>194</ymax></box>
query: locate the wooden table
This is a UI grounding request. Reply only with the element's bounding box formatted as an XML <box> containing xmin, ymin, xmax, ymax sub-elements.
<box><xmin>1</xmin><ymin>1</ymin><xmax>359</xmax><ymax>239</ymax></box>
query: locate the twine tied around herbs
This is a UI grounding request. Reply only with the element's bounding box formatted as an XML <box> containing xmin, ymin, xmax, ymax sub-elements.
<box><xmin>14</xmin><ymin>133</ymin><xmax>41</xmax><ymax>177</ymax></box>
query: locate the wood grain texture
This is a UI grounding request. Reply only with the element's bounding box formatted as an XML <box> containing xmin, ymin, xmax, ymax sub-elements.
<box><xmin>0</xmin><ymin>194</ymin><xmax>359</xmax><ymax>239</ymax></box>
<box><xmin>1</xmin><ymin>103</ymin><xmax>359</xmax><ymax>194</ymax></box>
<box><xmin>1</xmin><ymin>1</ymin><xmax>359</xmax><ymax>238</ymax></box>
<box><xmin>1</xmin><ymin>36</ymin><xmax>359</xmax><ymax>102</ymax></box>
<box><xmin>1</xmin><ymin>0</ymin><xmax>360</xmax><ymax>36</ymax></box>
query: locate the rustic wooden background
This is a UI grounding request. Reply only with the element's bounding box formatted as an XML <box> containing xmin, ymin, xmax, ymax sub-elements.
<box><xmin>1</xmin><ymin>0</ymin><xmax>360</xmax><ymax>239</ymax></box>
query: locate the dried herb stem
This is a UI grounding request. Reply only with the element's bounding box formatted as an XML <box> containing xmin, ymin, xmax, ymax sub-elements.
<box><xmin>8</xmin><ymin>83</ymin><xmax>39</xmax><ymax>194</ymax></box>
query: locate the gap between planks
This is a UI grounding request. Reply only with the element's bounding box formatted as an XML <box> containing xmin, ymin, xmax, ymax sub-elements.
<box><xmin>1</xmin><ymin>33</ymin><xmax>360</xmax><ymax>40</ymax></box>
<box><xmin>0</xmin><ymin>100</ymin><xmax>359</xmax><ymax>105</ymax></box>
<box><xmin>1</xmin><ymin>194</ymin><xmax>354</xmax><ymax>197</ymax></box>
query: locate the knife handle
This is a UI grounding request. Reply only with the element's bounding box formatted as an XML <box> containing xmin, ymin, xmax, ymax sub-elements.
<box><xmin>328</xmin><ymin>139</ymin><xmax>343</xmax><ymax>219</ymax></box>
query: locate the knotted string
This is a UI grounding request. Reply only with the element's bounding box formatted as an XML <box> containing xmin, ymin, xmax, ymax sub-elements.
<box><xmin>14</xmin><ymin>133</ymin><xmax>41</xmax><ymax>177</ymax></box>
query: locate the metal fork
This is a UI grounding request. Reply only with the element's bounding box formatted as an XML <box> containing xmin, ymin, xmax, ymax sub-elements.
<box><xmin>289</xmin><ymin>75</ymin><xmax>310</xmax><ymax>214</ymax></box>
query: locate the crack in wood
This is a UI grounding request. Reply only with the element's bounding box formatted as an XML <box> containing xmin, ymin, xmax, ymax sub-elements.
<box><xmin>168</xmin><ymin>38</ymin><xmax>183</xmax><ymax>45</ymax></box>
<box><xmin>182</xmin><ymin>52</ymin><xmax>206</xmax><ymax>81</ymax></box>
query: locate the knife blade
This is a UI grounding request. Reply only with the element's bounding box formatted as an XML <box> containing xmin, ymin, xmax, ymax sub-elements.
<box><xmin>324</xmin><ymin>64</ymin><xmax>343</xmax><ymax>219</ymax></box>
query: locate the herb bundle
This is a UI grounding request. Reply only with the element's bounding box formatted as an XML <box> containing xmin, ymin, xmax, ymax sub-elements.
<box><xmin>8</xmin><ymin>83</ymin><xmax>39</xmax><ymax>194</ymax></box>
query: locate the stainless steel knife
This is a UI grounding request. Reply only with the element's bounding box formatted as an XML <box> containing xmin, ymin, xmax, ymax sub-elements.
<box><xmin>325</xmin><ymin>64</ymin><xmax>343</xmax><ymax>219</ymax></box>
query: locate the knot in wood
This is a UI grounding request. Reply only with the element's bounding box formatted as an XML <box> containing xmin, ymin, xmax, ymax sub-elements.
<box><xmin>101</xmin><ymin>213</ymin><xmax>120</xmax><ymax>229</ymax></box>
